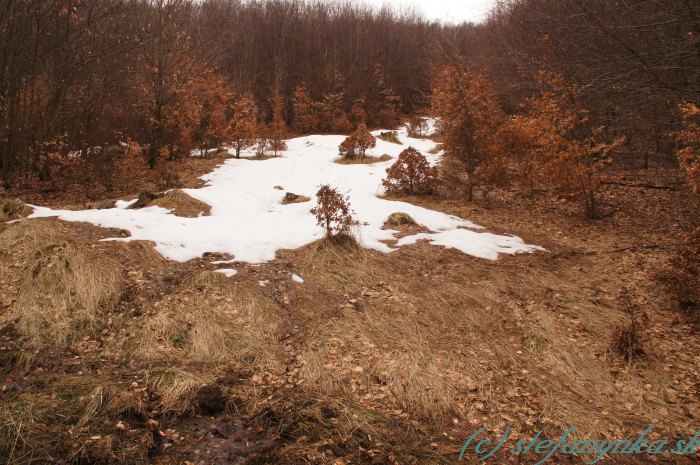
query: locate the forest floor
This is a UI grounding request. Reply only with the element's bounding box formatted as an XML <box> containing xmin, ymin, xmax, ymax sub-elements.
<box><xmin>0</xmin><ymin>150</ymin><xmax>699</xmax><ymax>464</ymax></box>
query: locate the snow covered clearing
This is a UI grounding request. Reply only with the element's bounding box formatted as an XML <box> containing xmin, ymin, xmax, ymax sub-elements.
<box><xmin>29</xmin><ymin>122</ymin><xmax>541</xmax><ymax>263</ymax></box>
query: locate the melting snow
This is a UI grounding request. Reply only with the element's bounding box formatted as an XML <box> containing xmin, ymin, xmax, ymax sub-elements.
<box><xmin>28</xmin><ymin>122</ymin><xmax>541</xmax><ymax>262</ymax></box>
<box><xmin>215</xmin><ymin>268</ymin><xmax>237</xmax><ymax>277</ymax></box>
<box><xmin>291</xmin><ymin>273</ymin><xmax>304</xmax><ymax>283</ymax></box>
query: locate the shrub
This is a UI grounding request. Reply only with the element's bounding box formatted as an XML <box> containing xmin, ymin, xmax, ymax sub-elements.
<box><xmin>659</xmin><ymin>227</ymin><xmax>700</xmax><ymax>312</ymax></box>
<box><xmin>610</xmin><ymin>291</ymin><xmax>649</xmax><ymax>362</ymax></box>
<box><xmin>338</xmin><ymin>123</ymin><xmax>376</xmax><ymax>160</ymax></box>
<box><xmin>382</xmin><ymin>147</ymin><xmax>438</xmax><ymax>195</ymax></box>
<box><xmin>677</xmin><ymin>103</ymin><xmax>700</xmax><ymax>193</ymax></box>
<box><xmin>406</xmin><ymin>116</ymin><xmax>428</xmax><ymax>137</ymax></box>
<box><xmin>310</xmin><ymin>185</ymin><xmax>354</xmax><ymax>237</ymax></box>
<box><xmin>431</xmin><ymin>64</ymin><xmax>507</xmax><ymax>201</ymax></box>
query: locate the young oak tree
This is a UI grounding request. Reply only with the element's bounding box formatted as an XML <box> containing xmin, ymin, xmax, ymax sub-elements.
<box><xmin>227</xmin><ymin>93</ymin><xmax>258</xmax><ymax>159</ymax></box>
<box><xmin>338</xmin><ymin>123</ymin><xmax>376</xmax><ymax>160</ymax></box>
<box><xmin>677</xmin><ymin>103</ymin><xmax>700</xmax><ymax>193</ymax></box>
<box><xmin>291</xmin><ymin>83</ymin><xmax>319</xmax><ymax>134</ymax></box>
<box><xmin>311</xmin><ymin>185</ymin><xmax>354</xmax><ymax>237</ymax></box>
<box><xmin>431</xmin><ymin>63</ymin><xmax>507</xmax><ymax>201</ymax></box>
<box><xmin>406</xmin><ymin>116</ymin><xmax>428</xmax><ymax>138</ymax></box>
<box><xmin>510</xmin><ymin>73</ymin><xmax>623</xmax><ymax>218</ymax></box>
<box><xmin>268</xmin><ymin>84</ymin><xmax>288</xmax><ymax>156</ymax></box>
<box><xmin>383</xmin><ymin>147</ymin><xmax>438</xmax><ymax>195</ymax></box>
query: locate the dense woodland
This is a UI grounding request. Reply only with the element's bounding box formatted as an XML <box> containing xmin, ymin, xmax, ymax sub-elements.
<box><xmin>1</xmin><ymin>0</ymin><xmax>698</xmax><ymax>193</ymax></box>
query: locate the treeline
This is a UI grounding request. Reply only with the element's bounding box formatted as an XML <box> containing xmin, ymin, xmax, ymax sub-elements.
<box><xmin>2</xmin><ymin>0</ymin><xmax>698</xmax><ymax>199</ymax></box>
<box><xmin>0</xmin><ymin>0</ymin><xmax>447</xmax><ymax>185</ymax></box>
<box><xmin>451</xmin><ymin>0</ymin><xmax>699</xmax><ymax>171</ymax></box>
<box><xmin>428</xmin><ymin>0</ymin><xmax>699</xmax><ymax>215</ymax></box>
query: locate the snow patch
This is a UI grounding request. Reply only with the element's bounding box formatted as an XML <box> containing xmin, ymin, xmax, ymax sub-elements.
<box><xmin>28</xmin><ymin>121</ymin><xmax>542</xmax><ymax>262</ymax></box>
<box><xmin>215</xmin><ymin>268</ymin><xmax>237</xmax><ymax>277</ymax></box>
<box><xmin>291</xmin><ymin>273</ymin><xmax>304</xmax><ymax>283</ymax></box>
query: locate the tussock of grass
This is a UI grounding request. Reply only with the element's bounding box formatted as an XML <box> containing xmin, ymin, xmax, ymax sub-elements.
<box><xmin>0</xmin><ymin>220</ymin><xmax>124</xmax><ymax>351</ymax></box>
<box><xmin>335</xmin><ymin>154</ymin><xmax>392</xmax><ymax>165</ymax></box>
<box><xmin>150</xmin><ymin>189</ymin><xmax>211</xmax><ymax>217</ymax></box>
<box><xmin>0</xmin><ymin>198</ymin><xmax>32</xmax><ymax>222</ymax></box>
<box><xmin>129</xmin><ymin>271</ymin><xmax>284</xmax><ymax>372</ymax></box>
<box><xmin>193</xmin><ymin>269</ymin><xmax>230</xmax><ymax>288</ymax></box>
<box><xmin>281</xmin><ymin>192</ymin><xmax>311</xmax><ymax>204</ymax></box>
<box><xmin>384</xmin><ymin>212</ymin><xmax>416</xmax><ymax>226</ymax></box>
<box><xmin>146</xmin><ymin>368</ymin><xmax>213</xmax><ymax>415</ymax></box>
<box><xmin>377</xmin><ymin>131</ymin><xmax>401</xmax><ymax>144</ymax></box>
<box><xmin>427</xmin><ymin>143</ymin><xmax>443</xmax><ymax>154</ymax></box>
<box><xmin>0</xmin><ymin>378</ymin><xmax>152</xmax><ymax>464</ymax></box>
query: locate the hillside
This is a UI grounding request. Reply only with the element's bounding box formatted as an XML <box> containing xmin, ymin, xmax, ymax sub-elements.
<box><xmin>1</xmin><ymin>123</ymin><xmax>698</xmax><ymax>464</ymax></box>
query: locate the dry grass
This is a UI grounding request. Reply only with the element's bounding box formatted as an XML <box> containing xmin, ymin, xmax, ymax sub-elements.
<box><xmin>377</xmin><ymin>131</ymin><xmax>401</xmax><ymax>144</ymax></box>
<box><xmin>146</xmin><ymin>368</ymin><xmax>214</xmax><ymax>415</ymax></box>
<box><xmin>384</xmin><ymin>211</ymin><xmax>416</xmax><ymax>226</ymax></box>
<box><xmin>335</xmin><ymin>154</ymin><xmax>392</xmax><ymax>165</ymax></box>
<box><xmin>150</xmin><ymin>189</ymin><xmax>211</xmax><ymax>217</ymax></box>
<box><xmin>1</xmin><ymin>173</ymin><xmax>699</xmax><ymax>464</ymax></box>
<box><xmin>281</xmin><ymin>192</ymin><xmax>311</xmax><ymax>204</ymax></box>
<box><xmin>427</xmin><ymin>143</ymin><xmax>444</xmax><ymax>155</ymax></box>
<box><xmin>0</xmin><ymin>219</ymin><xmax>124</xmax><ymax>350</ymax></box>
<box><xmin>0</xmin><ymin>197</ymin><xmax>32</xmax><ymax>222</ymax></box>
<box><xmin>0</xmin><ymin>377</ymin><xmax>152</xmax><ymax>464</ymax></box>
<box><xmin>128</xmin><ymin>271</ymin><xmax>284</xmax><ymax>373</ymax></box>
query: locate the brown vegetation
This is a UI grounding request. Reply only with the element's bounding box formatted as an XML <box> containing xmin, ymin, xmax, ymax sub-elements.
<box><xmin>383</xmin><ymin>147</ymin><xmax>438</xmax><ymax>195</ymax></box>
<box><xmin>1</xmin><ymin>179</ymin><xmax>698</xmax><ymax>463</ymax></box>
<box><xmin>310</xmin><ymin>185</ymin><xmax>354</xmax><ymax>237</ymax></box>
<box><xmin>338</xmin><ymin>123</ymin><xmax>377</xmax><ymax>160</ymax></box>
<box><xmin>149</xmin><ymin>189</ymin><xmax>211</xmax><ymax>217</ymax></box>
<box><xmin>281</xmin><ymin>192</ymin><xmax>311</xmax><ymax>205</ymax></box>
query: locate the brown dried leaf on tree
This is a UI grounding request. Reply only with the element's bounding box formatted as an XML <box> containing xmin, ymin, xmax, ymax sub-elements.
<box><xmin>227</xmin><ymin>93</ymin><xmax>258</xmax><ymax>159</ymax></box>
<box><xmin>310</xmin><ymin>185</ymin><xmax>354</xmax><ymax>237</ymax></box>
<box><xmin>610</xmin><ymin>290</ymin><xmax>649</xmax><ymax>362</ymax></box>
<box><xmin>507</xmin><ymin>72</ymin><xmax>623</xmax><ymax>217</ymax></box>
<box><xmin>382</xmin><ymin>147</ymin><xmax>437</xmax><ymax>195</ymax></box>
<box><xmin>291</xmin><ymin>83</ymin><xmax>319</xmax><ymax>134</ymax></box>
<box><xmin>338</xmin><ymin>123</ymin><xmax>376</xmax><ymax>160</ymax></box>
<box><xmin>677</xmin><ymin>103</ymin><xmax>700</xmax><ymax>193</ymax></box>
<box><xmin>431</xmin><ymin>63</ymin><xmax>508</xmax><ymax>201</ymax></box>
<box><xmin>659</xmin><ymin>227</ymin><xmax>700</xmax><ymax>312</ymax></box>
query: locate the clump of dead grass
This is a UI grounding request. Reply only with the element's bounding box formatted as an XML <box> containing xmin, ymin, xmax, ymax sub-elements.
<box><xmin>129</xmin><ymin>272</ymin><xmax>283</xmax><ymax>373</ymax></box>
<box><xmin>0</xmin><ymin>378</ymin><xmax>152</xmax><ymax>464</ymax></box>
<box><xmin>377</xmin><ymin>131</ymin><xmax>401</xmax><ymax>144</ymax></box>
<box><xmin>146</xmin><ymin>368</ymin><xmax>214</xmax><ymax>415</ymax></box>
<box><xmin>281</xmin><ymin>192</ymin><xmax>311</xmax><ymax>204</ymax></box>
<box><xmin>384</xmin><ymin>212</ymin><xmax>416</xmax><ymax>227</ymax></box>
<box><xmin>0</xmin><ymin>220</ymin><xmax>124</xmax><ymax>350</ymax></box>
<box><xmin>150</xmin><ymin>189</ymin><xmax>211</xmax><ymax>217</ymax></box>
<box><xmin>0</xmin><ymin>197</ymin><xmax>32</xmax><ymax>222</ymax></box>
<box><xmin>335</xmin><ymin>154</ymin><xmax>391</xmax><ymax>165</ymax></box>
<box><xmin>427</xmin><ymin>143</ymin><xmax>443</xmax><ymax>155</ymax></box>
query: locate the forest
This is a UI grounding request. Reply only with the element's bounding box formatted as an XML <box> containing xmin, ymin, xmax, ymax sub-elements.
<box><xmin>0</xmin><ymin>0</ymin><xmax>699</xmax><ymax>463</ymax></box>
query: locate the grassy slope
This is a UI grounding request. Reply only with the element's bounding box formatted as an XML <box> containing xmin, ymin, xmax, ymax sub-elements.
<box><xmin>0</xmin><ymin>167</ymin><xmax>698</xmax><ymax>464</ymax></box>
